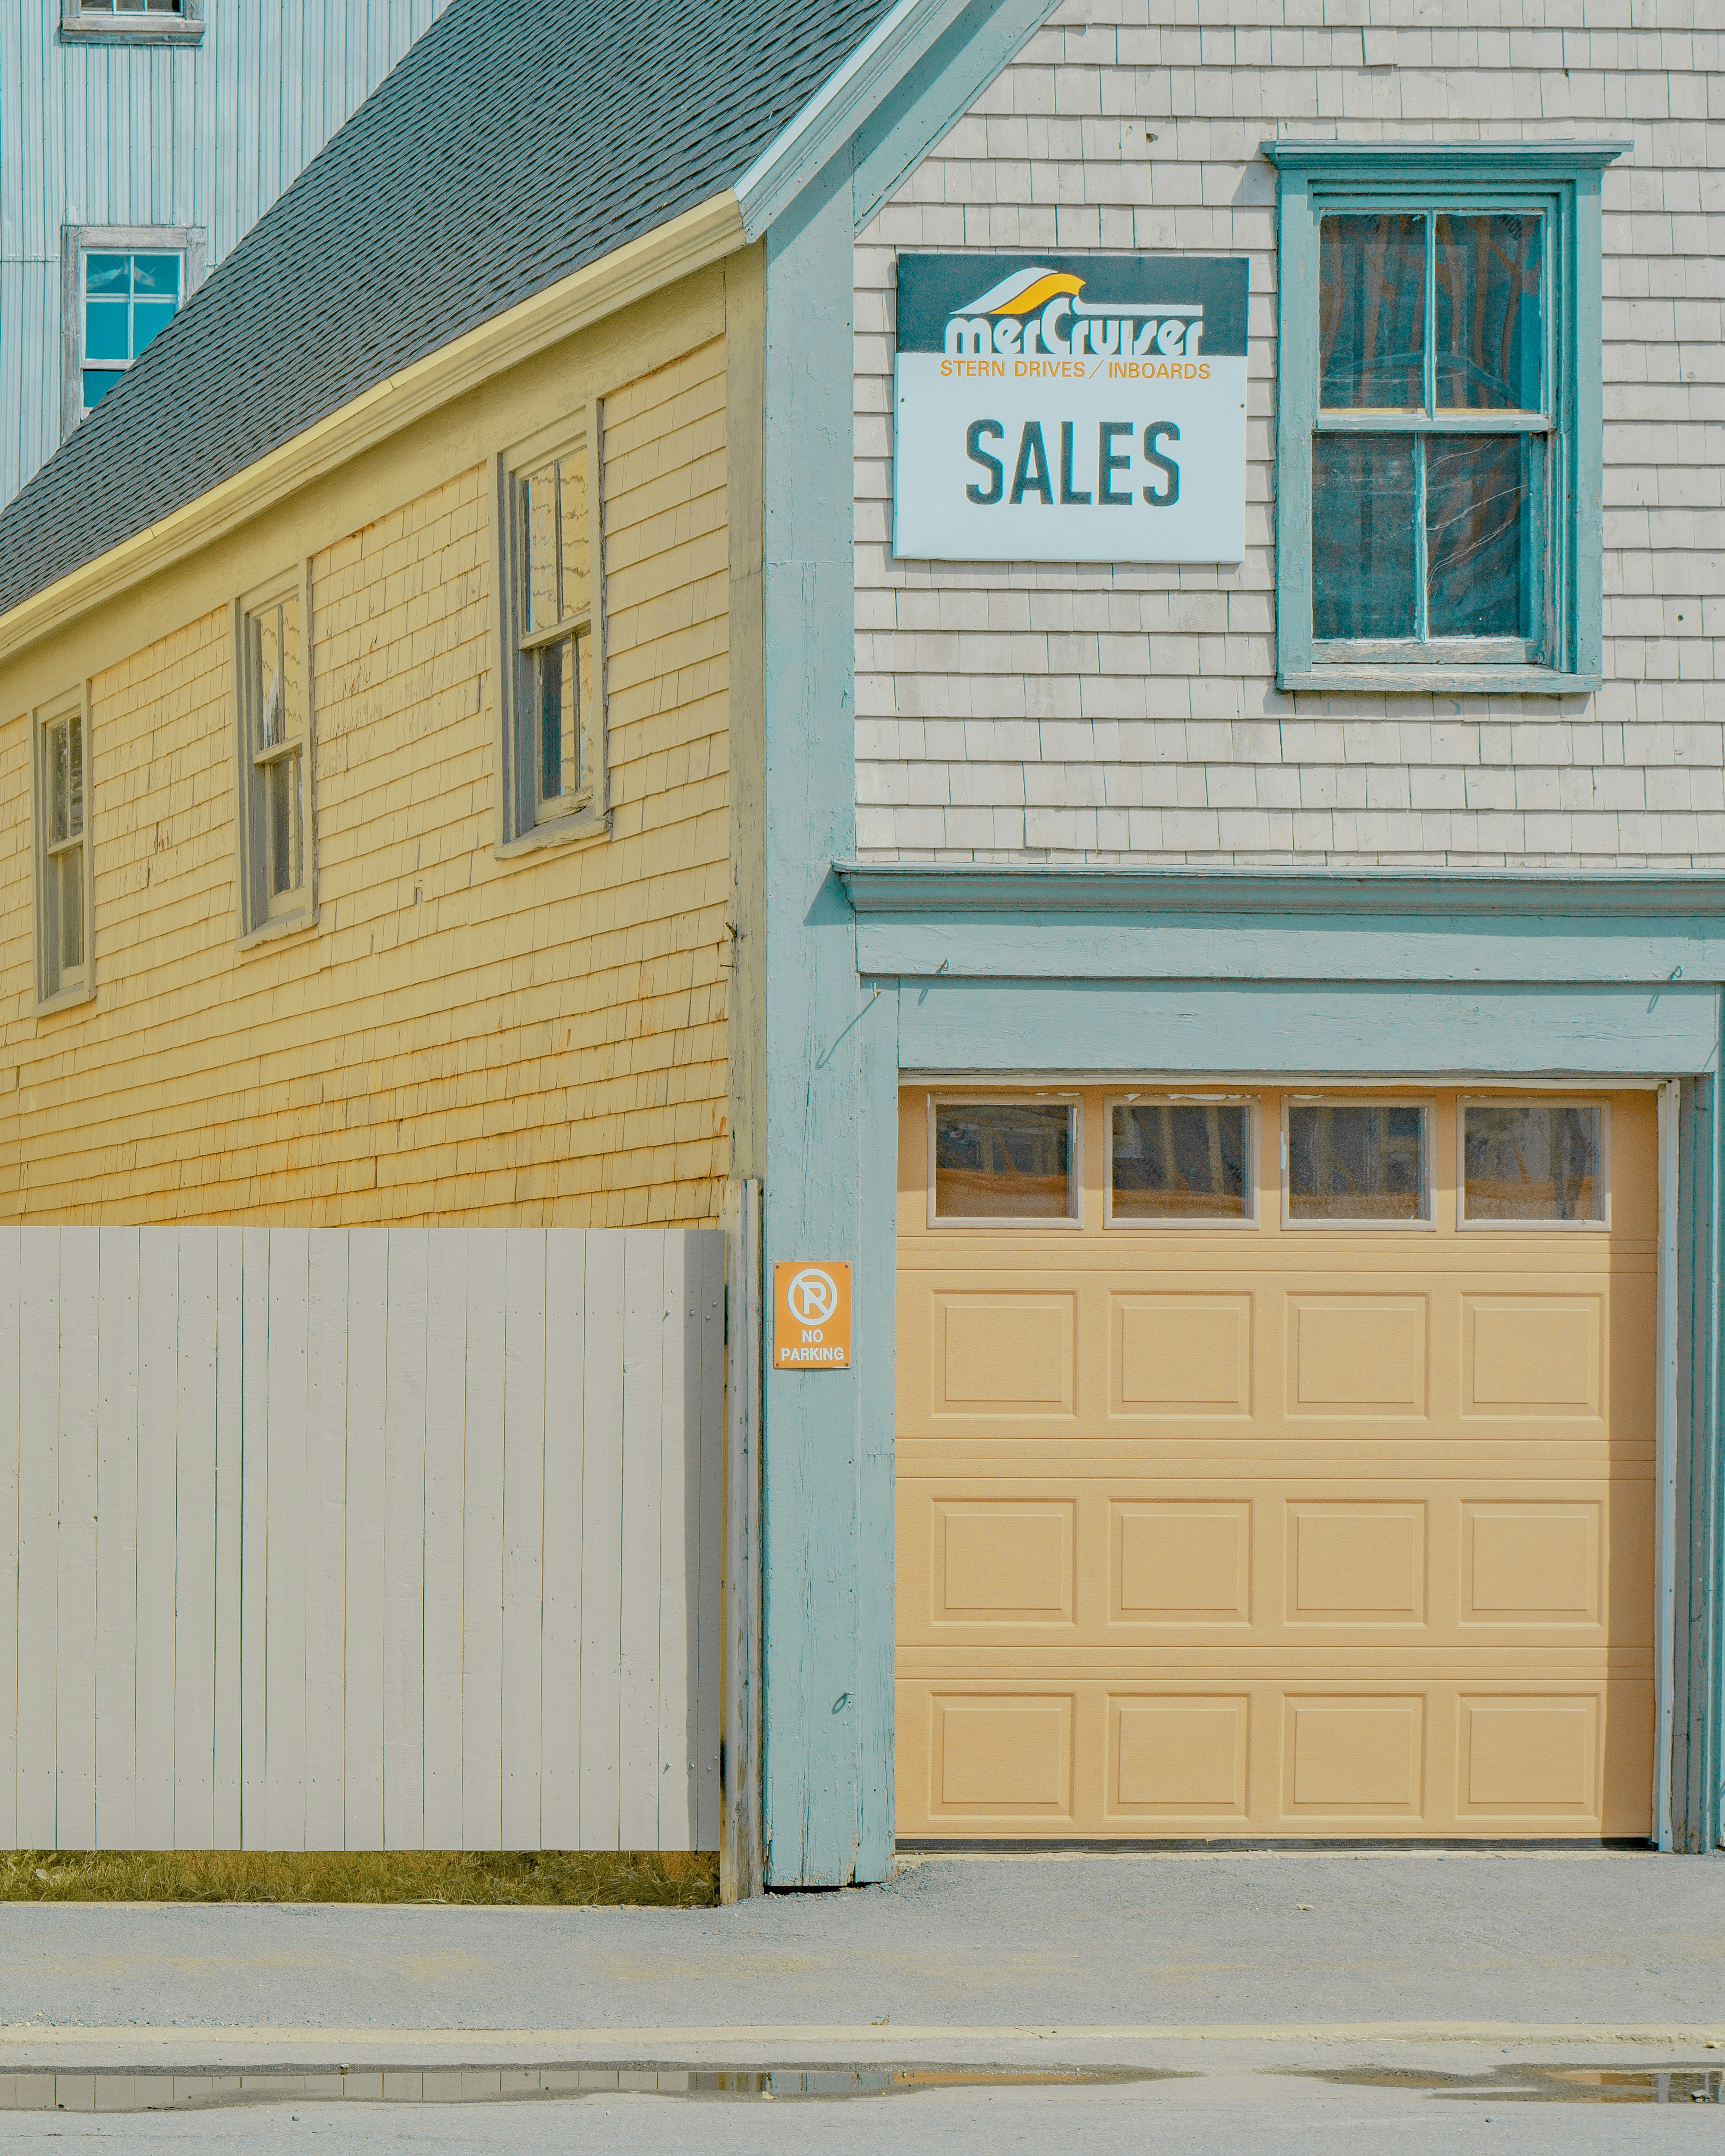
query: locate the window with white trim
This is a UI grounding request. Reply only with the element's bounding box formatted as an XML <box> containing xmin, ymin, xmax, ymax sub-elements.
<box><xmin>498</xmin><ymin>431</ymin><xmax>603</xmax><ymax>849</ymax></box>
<box><xmin>62</xmin><ymin>226</ymin><xmax>205</xmax><ymax>435</ymax></box>
<box><xmin>234</xmin><ymin>573</ymin><xmax>314</xmax><ymax>940</ymax></box>
<box><xmin>33</xmin><ymin>689</ymin><xmax>94</xmax><ymax>1008</ymax></box>
<box><xmin>61</xmin><ymin>0</ymin><xmax>203</xmax><ymax>43</ymax></box>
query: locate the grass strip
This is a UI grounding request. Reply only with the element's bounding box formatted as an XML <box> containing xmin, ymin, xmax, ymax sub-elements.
<box><xmin>0</xmin><ymin>1849</ymin><xmax>717</xmax><ymax>1906</ymax></box>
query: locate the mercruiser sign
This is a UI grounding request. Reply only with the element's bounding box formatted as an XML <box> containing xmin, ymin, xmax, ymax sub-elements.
<box><xmin>891</xmin><ymin>254</ymin><xmax>1248</xmax><ymax>563</ymax></box>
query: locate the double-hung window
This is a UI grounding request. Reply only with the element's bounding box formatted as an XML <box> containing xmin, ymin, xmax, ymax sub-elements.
<box><xmin>234</xmin><ymin>573</ymin><xmax>314</xmax><ymax>941</ymax></box>
<box><xmin>62</xmin><ymin>226</ymin><xmax>204</xmax><ymax>434</ymax></box>
<box><xmin>33</xmin><ymin>689</ymin><xmax>94</xmax><ymax>1010</ymax></box>
<box><xmin>1266</xmin><ymin>141</ymin><xmax>1624</xmax><ymax>694</ymax></box>
<box><xmin>498</xmin><ymin>429</ymin><xmax>603</xmax><ymax>850</ymax></box>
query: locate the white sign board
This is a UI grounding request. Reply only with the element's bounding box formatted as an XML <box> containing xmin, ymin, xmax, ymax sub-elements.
<box><xmin>891</xmin><ymin>254</ymin><xmax>1249</xmax><ymax>563</ymax></box>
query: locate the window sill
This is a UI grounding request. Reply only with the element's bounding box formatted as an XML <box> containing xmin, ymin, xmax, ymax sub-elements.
<box><xmin>1279</xmin><ymin>665</ymin><xmax>1600</xmax><ymax>698</ymax></box>
<box><xmin>60</xmin><ymin>17</ymin><xmax>205</xmax><ymax>43</ymax></box>
<box><xmin>494</xmin><ymin>807</ymin><xmax>610</xmax><ymax>865</ymax></box>
<box><xmin>237</xmin><ymin>906</ymin><xmax>318</xmax><ymax>958</ymax></box>
<box><xmin>34</xmin><ymin>982</ymin><xmax>96</xmax><ymax>1021</ymax></box>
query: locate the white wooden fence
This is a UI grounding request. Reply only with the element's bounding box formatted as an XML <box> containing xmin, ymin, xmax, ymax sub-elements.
<box><xmin>0</xmin><ymin>1226</ymin><xmax>724</xmax><ymax>1852</ymax></box>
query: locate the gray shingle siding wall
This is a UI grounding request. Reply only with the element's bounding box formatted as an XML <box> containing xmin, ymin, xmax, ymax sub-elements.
<box><xmin>0</xmin><ymin>0</ymin><xmax>894</xmax><ymax>619</ymax></box>
<box><xmin>854</xmin><ymin>0</ymin><xmax>1724</xmax><ymax>867</ymax></box>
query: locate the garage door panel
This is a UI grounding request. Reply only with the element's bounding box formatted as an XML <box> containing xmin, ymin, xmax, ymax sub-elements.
<box><xmin>1286</xmin><ymin>1295</ymin><xmax>1429</xmax><ymax>1418</ymax></box>
<box><xmin>897</xmin><ymin>1087</ymin><xmax>1656</xmax><ymax>1842</ymax></box>
<box><xmin>1108</xmin><ymin>1694</ymin><xmax>1250</xmax><ymax>1821</ymax></box>
<box><xmin>1464</xmin><ymin>1296</ymin><xmax>1603</xmax><ymax>1420</ymax></box>
<box><xmin>1112</xmin><ymin>1294</ymin><xmax>1253</xmax><ymax>1418</ymax></box>
<box><xmin>1286</xmin><ymin>1502</ymin><xmax>1427</xmax><ymax>1626</ymax></box>
<box><xmin>1112</xmin><ymin>1500</ymin><xmax>1253</xmax><ymax>1626</ymax></box>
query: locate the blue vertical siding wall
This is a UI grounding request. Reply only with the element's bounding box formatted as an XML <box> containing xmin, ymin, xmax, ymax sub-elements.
<box><xmin>0</xmin><ymin>0</ymin><xmax>450</xmax><ymax>507</ymax></box>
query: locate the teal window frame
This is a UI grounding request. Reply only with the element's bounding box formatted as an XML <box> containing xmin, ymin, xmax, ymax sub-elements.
<box><xmin>1263</xmin><ymin>141</ymin><xmax>1626</xmax><ymax>697</ymax></box>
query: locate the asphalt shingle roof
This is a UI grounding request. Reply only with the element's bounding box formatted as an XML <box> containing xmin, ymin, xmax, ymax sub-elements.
<box><xmin>0</xmin><ymin>0</ymin><xmax>895</xmax><ymax>619</ymax></box>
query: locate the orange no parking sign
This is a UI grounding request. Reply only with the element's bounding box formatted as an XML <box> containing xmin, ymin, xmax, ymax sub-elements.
<box><xmin>773</xmin><ymin>1261</ymin><xmax>852</xmax><ymax>1371</ymax></box>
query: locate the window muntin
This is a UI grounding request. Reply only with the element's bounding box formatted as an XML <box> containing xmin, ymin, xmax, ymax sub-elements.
<box><xmin>932</xmin><ymin>1101</ymin><xmax>1076</xmax><ymax>1222</ymax></box>
<box><xmin>34</xmin><ymin>694</ymin><xmax>90</xmax><ymax>1006</ymax></box>
<box><xmin>1110</xmin><ymin>1100</ymin><xmax>1253</xmax><ymax>1223</ymax></box>
<box><xmin>512</xmin><ymin>447</ymin><xmax>592</xmax><ymax>830</ymax></box>
<box><xmin>235</xmin><ymin>580</ymin><xmax>312</xmax><ymax>939</ymax></box>
<box><xmin>1462</xmin><ymin>1102</ymin><xmax>1605</xmax><ymax>1225</ymax></box>
<box><xmin>1286</xmin><ymin>1102</ymin><xmax>1429</xmax><ymax>1224</ymax></box>
<box><xmin>82</xmin><ymin>250</ymin><xmax>182</xmax><ymax>409</ymax></box>
<box><xmin>1314</xmin><ymin>207</ymin><xmax>1549</xmax><ymax>664</ymax></box>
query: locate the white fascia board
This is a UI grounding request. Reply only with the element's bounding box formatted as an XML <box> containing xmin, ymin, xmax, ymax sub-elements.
<box><xmin>732</xmin><ymin>0</ymin><xmax>973</xmax><ymax>241</ymax></box>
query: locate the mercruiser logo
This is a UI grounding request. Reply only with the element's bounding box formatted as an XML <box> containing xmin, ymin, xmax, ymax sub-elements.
<box><xmin>944</xmin><ymin>266</ymin><xmax>1204</xmax><ymax>360</ymax></box>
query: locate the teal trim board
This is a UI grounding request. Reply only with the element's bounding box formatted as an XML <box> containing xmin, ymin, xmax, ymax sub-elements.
<box><xmin>758</xmin><ymin>166</ymin><xmax>890</xmax><ymax>1888</ymax></box>
<box><xmin>1263</xmin><ymin>140</ymin><xmax>1625</xmax><ymax>696</ymax></box>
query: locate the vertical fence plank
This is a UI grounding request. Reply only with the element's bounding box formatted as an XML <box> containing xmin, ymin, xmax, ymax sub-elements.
<box><xmin>696</xmin><ymin>1229</ymin><xmax>726</xmax><ymax>1851</ymax></box>
<box><xmin>0</xmin><ymin>1232</ymin><xmax>21</xmax><ymax>1850</ymax></box>
<box><xmin>213</xmin><ymin>1229</ymin><xmax>244</xmax><ymax>1849</ymax></box>
<box><xmin>541</xmin><ymin>1231</ymin><xmax>586</xmax><ymax>1848</ymax></box>
<box><xmin>16</xmin><ymin>1228</ymin><xmax>58</xmax><ymax>1848</ymax></box>
<box><xmin>56</xmin><ymin>1229</ymin><xmax>99</xmax><ymax>1851</ymax></box>
<box><xmin>94</xmin><ymin>1227</ymin><xmax>139</xmax><ymax>1852</ymax></box>
<box><xmin>578</xmin><ymin>1231</ymin><xmax>626</xmax><ymax>1848</ymax></box>
<box><xmin>461</xmin><ymin>1235</ymin><xmax>505</xmax><ymax>1850</ymax></box>
<box><xmin>304</xmin><ymin>1231</ymin><xmax>349</xmax><ymax>1850</ymax></box>
<box><xmin>501</xmin><ymin>1230</ymin><xmax>545</xmax><ymax>1850</ymax></box>
<box><xmin>656</xmin><ymin>1234</ymin><xmax>693</xmax><ymax>1851</ymax></box>
<box><xmin>721</xmin><ymin>1183</ymin><xmax>764</xmax><ymax>1899</ymax></box>
<box><xmin>422</xmin><ymin>1231</ymin><xmax>467</xmax><ymax>1848</ymax></box>
<box><xmin>618</xmin><ymin>1229</ymin><xmax>665</xmax><ymax>1848</ymax></box>
<box><xmin>383</xmin><ymin>1229</ymin><xmax>428</xmax><ymax>1851</ymax></box>
<box><xmin>345</xmin><ymin>1232</ymin><xmax>389</xmax><ymax>1851</ymax></box>
<box><xmin>135</xmin><ymin>1226</ymin><xmax>178</xmax><ymax>1850</ymax></box>
<box><xmin>265</xmin><ymin>1230</ymin><xmax>310</xmax><ymax>1851</ymax></box>
<box><xmin>174</xmin><ymin>1230</ymin><xmax>219</xmax><ymax>1850</ymax></box>
<box><xmin>239</xmin><ymin>1227</ymin><xmax>271</xmax><ymax>1849</ymax></box>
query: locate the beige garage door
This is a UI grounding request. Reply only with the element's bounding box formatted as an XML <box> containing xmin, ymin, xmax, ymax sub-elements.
<box><xmin>895</xmin><ymin>1086</ymin><xmax>1655</xmax><ymax>1840</ymax></box>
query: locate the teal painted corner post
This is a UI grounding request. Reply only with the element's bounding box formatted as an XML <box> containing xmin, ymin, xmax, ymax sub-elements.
<box><xmin>1675</xmin><ymin>1073</ymin><xmax>1725</xmax><ymax>1851</ymax></box>
<box><xmin>757</xmin><ymin>160</ymin><xmax>895</xmax><ymax>1886</ymax></box>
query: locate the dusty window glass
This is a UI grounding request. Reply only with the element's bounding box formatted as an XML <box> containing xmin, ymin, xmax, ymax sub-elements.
<box><xmin>1464</xmin><ymin>1104</ymin><xmax>1602</xmax><ymax>1222</ymax></box>
<box><xmin>1313</xmin><ymin>208</ymin><xmax>1548</xmax><ymax>663</ymax></box>
<box><xmin>935</xmin><ymin>1103</ymin><xmax>1073</xmax><ymax>1220</ymax></box>
<box><xmin>513</xmin><ymin>448</ymin><xmax>591</xmax><ymax>833</ymax></box>
<box><xmin>38</xmin><ymin>702</ymin><xmax>87</xmax><ymax>1000</ymax></box>
<box><xmin>1434</xmin><ymin>214</ymin><xmax>1542</xmax><ymax>411</ymax></box>
<box><xmin>1313</xmin><ymin>435</ymin><xmax>1417</xmax><ymax>638</ymax></box>
<box><xmin>238</xmin><ymin>589</ymin><xmax>309</xmax><ymax>934</ymax></box>
<box><xmin>1320</xmin><ymin>214</ymin><xmax>1426</xmax><ymax>409</ymax></box>
<box><xmin>1112</xmin><ymin>1103</ymin><xmax>1250</xmax><ymax>1221</ymax></box>
<box><xmin>1288</xmin><ymin>1104</ymin><xmax>1428</xmax><ymax>1222</ymax></box>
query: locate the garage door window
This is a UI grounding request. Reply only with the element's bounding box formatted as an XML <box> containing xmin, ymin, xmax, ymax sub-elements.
<box><xmin>1110</xmin><ymin>1100</ymin><xmax>1253</xmax><ymax>1223</ymax></box>
<box><xmin>1287</xmin><ymin>1102</ymin><xmax>1428</xmax><ymax>1224</ymax></box>
<box><xmin>1462</xmin><ymin>1102</ymin><xmax>1604</xmax><ymax>1224</ymax></box>
<box><xmin>933</xmin><ymin>1101</ymin><xmax>1076</xmax><ymax>1222</ymax></box>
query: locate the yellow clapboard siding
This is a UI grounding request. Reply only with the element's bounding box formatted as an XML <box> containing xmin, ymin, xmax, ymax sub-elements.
<box><xmin>0</xmin><ymin>308</ymin><xmax>731</xmax><ymax>1229</ymax></box>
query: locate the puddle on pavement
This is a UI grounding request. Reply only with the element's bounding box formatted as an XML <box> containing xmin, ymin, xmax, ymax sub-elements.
<box><xmin>1293</xmin><ymin>2064</ymin><xmax>1725</xmax><ymax>2105</ymax></box>
<box><xmin>0</xmin><ymin>2062</ymin><xmax>1173</xmax><ymax>2113</ymax></box>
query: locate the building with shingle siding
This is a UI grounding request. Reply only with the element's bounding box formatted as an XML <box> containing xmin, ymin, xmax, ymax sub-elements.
<box><xmin>0</xmin><ymin>0</ymin><xmax>1720</xmax><ymax>1887</ymax></box>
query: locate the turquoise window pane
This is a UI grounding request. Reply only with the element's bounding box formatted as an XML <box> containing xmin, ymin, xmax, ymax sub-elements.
<box><xmin>131</xmin><ymin>253</ymin><xmax>181</xmax><ymax>300</ymax></box>
<box><xmin>1435</xmin><ymin>215</ymin><xmax>1543</xmax><ymax>411</ymax></box>
<box><xmin>1319</xmin><ymin>214</ymin><xmax>1425</xmax><ymax>409</ymax></box>
<box><xmin>85</xmin><ymin>254</ymin><xmax>130</xmax><ymax>295</ymax></box>
<box><xmin>133</xmin><ymin>300</ymin><xmax>177</xmax><ymax>353</ymax></box>
<box><xmin>1312</xmin><ymin>435</ymin><xmax>1416</xmax><ymax>638</ymax></box>
<box><xmin>82</xmin><ymin>369</ymin><xmax>125</xmax><ymax>405</ymax></box>
<box><xmin>1427</xmin><ymin>435</ymin><xmax>1538</xmax><ymax>638</ymax></box>
<box><xmin>84</xmin><ymin>298</ymin><xmax>131</xmax><ymax>361</ymax></box>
